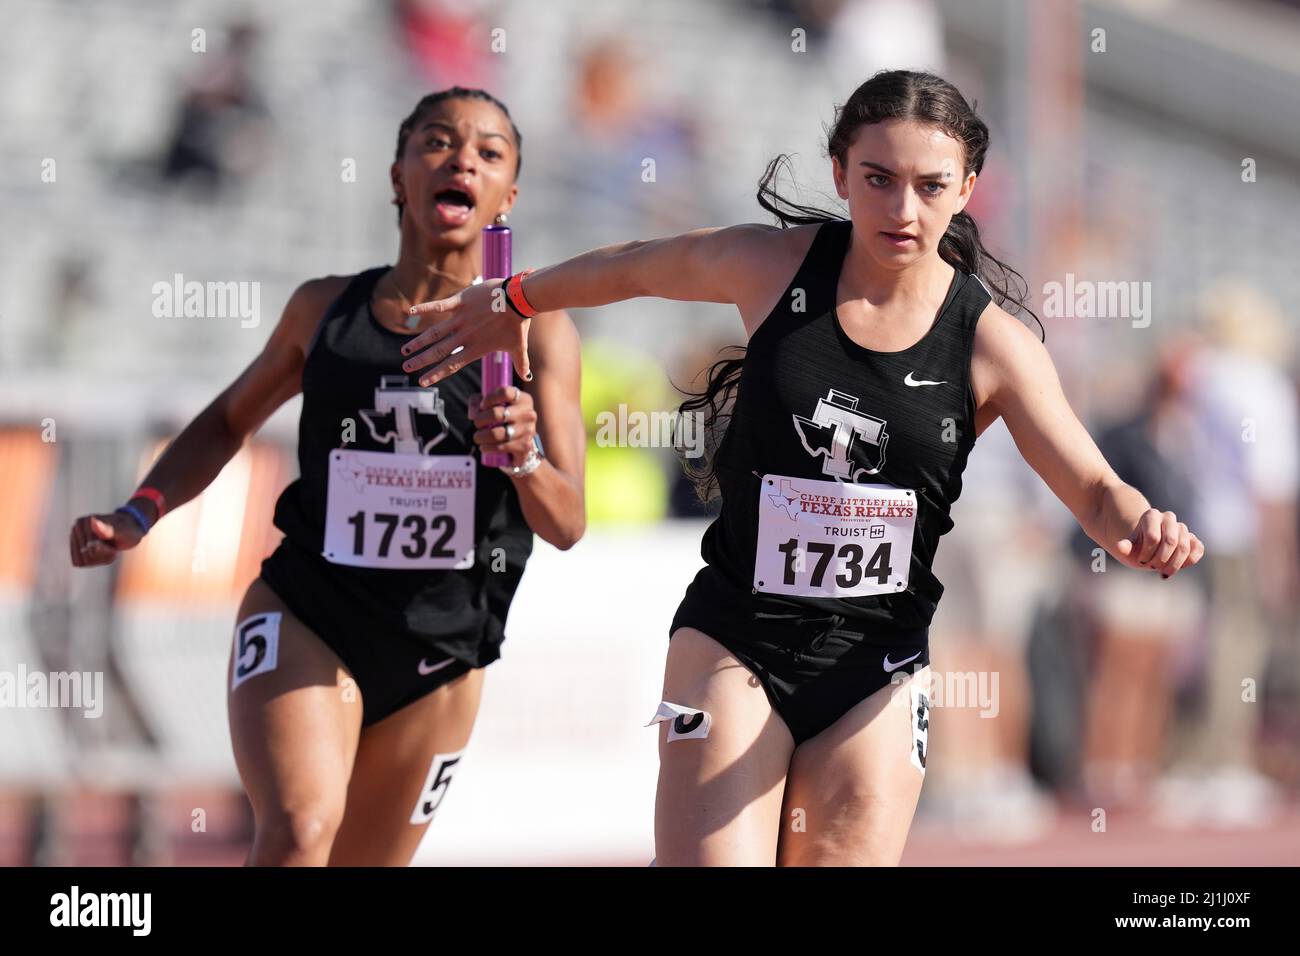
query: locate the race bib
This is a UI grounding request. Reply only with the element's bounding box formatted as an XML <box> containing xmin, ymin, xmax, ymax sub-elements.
<box><xmin>754</xmin><ymin>473</ymin><xmax>916</xmax><ymax>598</ymax></box>
<box><xmin>323</xmin><ymin>449</ymin><xmax>475</xmax><ymax>570</ymax></box>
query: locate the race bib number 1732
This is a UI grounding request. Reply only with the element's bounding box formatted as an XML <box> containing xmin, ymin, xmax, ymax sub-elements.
<box><xmin>753</xmin><ymin>474</ymin><xmax>916</xmax><ymax>598</ymax></box>
<box><xmin>323</xmin><ymin>450</ymin><xmax>475</xmax><ymax>570</ymax></box>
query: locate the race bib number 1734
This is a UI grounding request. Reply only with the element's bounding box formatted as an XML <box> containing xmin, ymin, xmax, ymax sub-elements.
<box><xmin>753</xmin><ymin>474</ymin><xmax>916</xmax><ymax>598</ymax></box>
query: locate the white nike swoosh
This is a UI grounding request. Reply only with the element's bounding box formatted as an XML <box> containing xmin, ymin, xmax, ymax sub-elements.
<box><xmin>904</xmin><ymin>372</ymin><xmax>948</xmax><ymax>386</ymax></box>
<box><xmin>883</xmin><ymin>649</ymin><xmax>923</xmax><ymax>672</ymax></box>
<box><xmin>417</xmin><ymin>656</ymin><xmax>456</xmax><ymax>676</ymax></box>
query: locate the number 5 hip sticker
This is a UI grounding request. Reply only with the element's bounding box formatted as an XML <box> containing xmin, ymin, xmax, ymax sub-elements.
<box><xmin>410</xmin><ymin>750</ymin><xmax>464</xmax><ymax>825</ymax></box>
<box><xmin>231</xmin><ymin>612</ymin><xmax>281</xmax><ymax>691</ymax></box>
<box><xmin>909</xmin><ymin>682</ymin><xmax>929</xmax><ymax>775</ymax></box>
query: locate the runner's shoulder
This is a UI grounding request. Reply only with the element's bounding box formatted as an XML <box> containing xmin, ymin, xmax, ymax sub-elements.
<box><xmin>276</xmin><ymin>273</ymin><xmax>356</xmax><ymax>354</ymax></box>
<box><xmin>717</xmin><ymin>220</ymin><xmax>820</xmax><ymax>261</ymax></box>
<box><xmin>973</xmin><ymin>299</ymin><xmax>1046</xmax><ymax>362</ymax></box>
<box><xmin>699</xmin><ymin>222</ymin><xmax>823</xmax><ymax>293</ymax></box>
<box><xmin>971</xmin><ymin>299</ymin><xmax>1054</xmax><ymax>410</ymax></box>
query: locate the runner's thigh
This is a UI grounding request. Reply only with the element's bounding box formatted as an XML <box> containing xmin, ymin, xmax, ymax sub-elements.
<box><xmin>227</xmin><ymin>577</ymin><xmax>364</xmax><ymax>861</ymax></box>
<box><xmin>777</xmin><ymin>665</ymin><xmax>931</xmax><ymax>866</ymax></box>
<box><xmin>654</xmin><ymin>626</ymin><xmax>795</xmax><ymax>866</ymax></box>
<box><xmin>329</xmin><ymin>665</ymin><xmax>485</xmax><ymax>866</ymax></box>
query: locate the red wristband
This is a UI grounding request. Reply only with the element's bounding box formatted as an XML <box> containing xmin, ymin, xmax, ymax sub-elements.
<box><xmin>505</xmin><ymin>269</ymin><xmax>539</xmax><ymax>319</ymax></box>
<box><xmin>132</xmin><ymin>486</ymin><xmax>167</xmax><ymax>517</ymax></box>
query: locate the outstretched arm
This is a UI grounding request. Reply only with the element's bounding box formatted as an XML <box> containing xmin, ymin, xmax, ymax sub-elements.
<box><xmin>974</xmin><ymin>303</ymin><xmax>1204</xmax><ymax>577</ymax></box>
<box><xmin>400</xmin><ymin>224</ymin><xmax>786</xmax><ymax>386</ymax></box>
<box><xmin>71</xmin><ymin>276</ymin><xmax>345</xmax><ymax>567</ymax></box>
<box><xmin>492</xmin><ymin>224</ymin><xmax>778</xmax><ymax>309</ymax></box>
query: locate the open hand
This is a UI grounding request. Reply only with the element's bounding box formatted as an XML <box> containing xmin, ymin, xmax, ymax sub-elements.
<box><xmin>400</xmin><ymin>278</ymin><xmax>532</xmax><ymax>387</ymax></box>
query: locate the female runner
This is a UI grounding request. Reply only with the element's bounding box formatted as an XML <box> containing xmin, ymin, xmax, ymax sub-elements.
<box><xmin>400</xmin><ymin>70</ymin><xmax>1203</xmax><ymax>866</ymax></box>
<box><xmin>70</xmin><ymin>88</ymin><xmax>585</xmax><ymax>865</ymax></box>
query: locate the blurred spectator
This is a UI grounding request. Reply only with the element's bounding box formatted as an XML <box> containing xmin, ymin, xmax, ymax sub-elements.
<box><xmin>922</xmin><ymin>421</ymin><xmax>1062</xmax><ymax>841</ymax></box>
<box><xmin>1155</xmin><ymin>280</ymin><xmax>1297</xmax><ymax>824</ymax></box>
<box><xmin>1067</xmin><ymin>340</ymin><xmax>1206</xmax><ymax>811</ymax></box>
<box><xmin>157</xmin><ymin>21</ymin><xmax>270</xmax><ymax>197</ymax></box>
<box><xmin>36</xmin><ymin>254</ymin><xmax>95</xmax><ymax>366</ymax></box>
<box><xmin>552</xmin><ymin>35</ymin><xmax>705</xmax><ymax>243</ymax></box>
<box><xmin>391</xmin><ymin>0</ymin><xmax>498</xmax><ymax>92</ymax></box>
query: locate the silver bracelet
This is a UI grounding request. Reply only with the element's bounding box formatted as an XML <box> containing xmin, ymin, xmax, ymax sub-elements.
<box><xmin>502</xmin><ymin>445</ymin><xmax>543</xmax><ymax>477</ymax></box>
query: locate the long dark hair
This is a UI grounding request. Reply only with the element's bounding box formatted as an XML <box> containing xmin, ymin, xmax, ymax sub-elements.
<box><xmin>677</xmin><ymin>69</ymin><xmax>1042</xmax><ymax>504</ymax></box>
<box><xmin>393</xmin><ymin>87</ymin><xmax>523</xmax><ymax>225</ymax></box>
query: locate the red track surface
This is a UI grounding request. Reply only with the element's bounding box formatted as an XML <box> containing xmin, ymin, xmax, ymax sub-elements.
<box><xmin>3</xmin><ymin>791</ymin><xmax>1296</xmax><ymax>866</ymax></box>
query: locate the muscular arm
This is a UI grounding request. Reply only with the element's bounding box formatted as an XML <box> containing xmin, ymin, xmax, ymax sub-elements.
<box><xmin>972</xmin><ymin>303</ymin><xmax>1151</xmax><ymax>560</ymax></box>
<box><xmin>402</xmin><ymin>223</ymin><xmax>816</xmax><ymax>384</ymax></box>
<box><xmin>517</xmin><ymin>224</ymin><xmax>767</xmax><ymax>302</ymax></box>
<box><xmin>127</xmin><ymin>277</ymin><xmax>346</xmax><ymax>524</ymax></box>
<box><xmin>506</xmin><ymin>223</ymin><xmax>807</xmax><ymax>337</ymax></box>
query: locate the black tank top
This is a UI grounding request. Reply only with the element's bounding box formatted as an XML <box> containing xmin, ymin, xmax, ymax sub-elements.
<box><xmin>699</xmin><ymin>218</ymin><xmax>992</xmax><ymax>630</ymax></box>
<box><xmin>267</xmin><ymin>266</ymin><xmax>534</xmax><ymax>657</ymax></box>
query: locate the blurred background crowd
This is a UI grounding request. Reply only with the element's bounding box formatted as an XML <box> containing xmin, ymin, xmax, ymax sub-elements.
<box><xmin>2</xmin><ymin>0</ymin><xmax>1299</xmax><ymax>864</ymax></box>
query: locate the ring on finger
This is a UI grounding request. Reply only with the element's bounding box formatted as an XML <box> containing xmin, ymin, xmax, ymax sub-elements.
<box><xmin>505</xmin><ymin>423</ymin><xmax>515</xmax><ymax>440</ymax></box>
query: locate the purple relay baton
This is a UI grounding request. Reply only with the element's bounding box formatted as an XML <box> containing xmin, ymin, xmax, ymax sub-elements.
<box><xmin>480</xmin><ymin>224</ymin><xmax>514</xmax><ymax>468</ymax></box>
